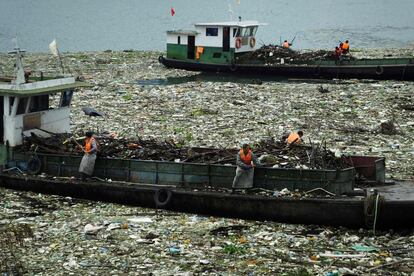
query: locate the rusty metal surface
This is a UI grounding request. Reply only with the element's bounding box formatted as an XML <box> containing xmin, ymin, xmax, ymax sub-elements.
<box><xmin>343</xmin><ymin>156</ymin><xmax>385</xmax><ymax>183</ymax></box>
<box><xmin>374</xmin><ymin>181</ymin><xmax>414</xmax><ymax>201</ymax></box>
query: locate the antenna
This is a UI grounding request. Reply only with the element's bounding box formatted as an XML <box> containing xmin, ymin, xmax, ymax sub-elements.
<box><xmin>12</xmin><ymin>37</ymin><xmax>18</xmax><ymax>49</ymax></box>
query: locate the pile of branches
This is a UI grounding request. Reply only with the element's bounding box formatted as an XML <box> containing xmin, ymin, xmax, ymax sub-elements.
<box><xmin>21</xmin><ymin>133</ymin><xmax>348</xmax><ymax>170</ymax></box>
<box><xmin>236</xmin><ymin>44</ymin><xmax>337</xmax><ymax>65</ymax></box>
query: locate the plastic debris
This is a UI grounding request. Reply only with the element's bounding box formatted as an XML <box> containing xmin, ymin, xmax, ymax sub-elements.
<box><xmin>1</xmin><ymin>48</ymin><xmax>414</xmax><ymax>275</ymax></box>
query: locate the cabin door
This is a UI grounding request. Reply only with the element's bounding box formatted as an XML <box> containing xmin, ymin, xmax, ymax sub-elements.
<box><xmin>222</xmin><ymin>27</ymin><xmax>230</xmax><ymax>52</ymax></box>
<box><xmin>187</xmin><ymin>36</ymin><xmax>195</xmax><ymax>59</ymax></box>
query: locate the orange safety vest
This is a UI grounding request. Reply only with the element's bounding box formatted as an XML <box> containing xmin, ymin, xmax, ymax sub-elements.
<box><xmin>282</xmin><ymin>41</ymin><xmax>290</xmax><ymax>48</ymax></box>
<box><xmin>196</xmin><ymin>46</ymin><xmax>204</xmax><ymax>59</ymax></box>
<box><xmin>287</xmin><ymin>132</ymin><xmax>301</xmax><ymax>145</ymax></box>
<box><xmin>239</xmin><ymin>149</ymin><xmax>253</xmax><ymax>165</ymax></box>
<box><xmin>342</xmin><ymin>43</ymin><xmax>349</xmax><ymax>50</ymax></box>
<box><xmin>85</xmin><ymin>137</ymin><xmax>96</xmax><ymax>153</ymax></box>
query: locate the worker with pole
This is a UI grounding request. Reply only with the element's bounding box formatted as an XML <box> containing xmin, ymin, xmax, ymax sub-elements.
<box><xmin>78</xmin><ymin>131</ymin><xmax>98</xmax><ymax>181</ymax></box>
<box><xmin>231</xmin><ymin>143</ymin><xmax>259</xmax><ymax>193</ymax></box>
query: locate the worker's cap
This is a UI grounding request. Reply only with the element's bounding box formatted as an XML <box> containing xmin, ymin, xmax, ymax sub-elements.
<box><xmin>242</xmin><ymin>143</ymin><xmax>250</xmax><ymax>149</ymax></box>
<box><xmin>85</xmin><ymin>130</ymin><xmax>94</xmax><ymax>137</ymax></box>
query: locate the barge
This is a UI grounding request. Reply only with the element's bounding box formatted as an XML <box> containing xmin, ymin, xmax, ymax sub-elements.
<box><xmin>159</xmin><ymin>21</ymin><xmax>414</xmax><ymax>80</ymax></box>
<box><xmin>1</xmin><ymin>152</ymin><xmax>413</xmax><ymax>229</ymax></box>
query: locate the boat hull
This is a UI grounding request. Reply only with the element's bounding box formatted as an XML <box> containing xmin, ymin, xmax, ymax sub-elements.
<box><xmin>1</xmin><ymin>174</ymin><xmax>413</xmax><ymax>229</ymax></box>
<box><xmin>160</xmin><ymin>57</ymin><xmax>414</xmax><ymax>80</ymax></box>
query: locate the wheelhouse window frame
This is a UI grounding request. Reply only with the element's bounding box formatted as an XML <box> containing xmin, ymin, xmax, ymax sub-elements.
<box><xmin>206</xmin><ymin>27</ymin><xmax>219</xmax><ymax>37</ymax></box>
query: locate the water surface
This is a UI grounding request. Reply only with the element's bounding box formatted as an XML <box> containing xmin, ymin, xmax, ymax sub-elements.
<box><xmin>1</xmin><ymin>0</ymin><xmax>413</xmax><ymax>53</ymax></box>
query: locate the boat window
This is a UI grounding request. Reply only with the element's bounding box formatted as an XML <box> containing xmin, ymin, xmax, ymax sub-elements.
<box><xmin>233</xmin><ymin>28</ymin><xmax>238</xmax><ymax>37</ymax></box>
<box><xmin>206</xmin><ymin>27</ymin><xmax>218</xmax><ymax>36</ymax></box>
<box><xmin>60</xmin><ymin>90</ymin><xmax>73</xmax><ymax>107</ymax></box>
<box><xmin>243</xmin><ymin>28</ymin><xmax>250</xmax><ymax>37</ymax></box>
<box><xmin>177</xmin><ymin>36</ymin><xmax>181</xmax><ymax>45</ymax></box>
<box><xmin>249</xmin><ymin>27</ymin><xmax>257</xmax><ymax>36</ymax></box>
<box><xmin>212</xmin><ymin>53</ymin><xmax>222</xmax><ymax>58</ymax></box>
<box><xmin>16</xmin><ymin>97</ymin><xmax>28</xmax><ymax>115</ymax></box>
<box><xmin>29</xmin><ymin>95</ymin><xmax>49</xmax><ymax>112</ymax></box>
<box><xmin>235</xmin><ymin>28</ymin><xmax>241</xmax><ymax>37</ymax></box>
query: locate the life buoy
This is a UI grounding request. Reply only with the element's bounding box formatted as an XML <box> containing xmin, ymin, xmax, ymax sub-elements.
<box><xmin>375</xmin><ymin>66</ymin><xmax>384</xmax><ymax>75</ymax></box>
<box><xmin>27</xmin><ymin>156</ymin><xmax>41</xmax><ymax>175</ymax></box>
<box><xmin>235</xmin><ymin>38</ymin><xmax>242</xmax><ymax>49</ymax></box>
<box><xmin>154</xmin><ymin>188</ymin><xmax>172</xmax><ymax>208</ymax></box>
<box><xmin>249</xmin><ymin>37</ymin><xmax>256</xmax><ymax>48</ymax></box>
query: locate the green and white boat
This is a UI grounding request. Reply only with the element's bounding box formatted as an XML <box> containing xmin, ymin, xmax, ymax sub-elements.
<box><xmin>159</xmin><ymin>20</ymin><xmax>414</xmax><ymax>80</ymax></box>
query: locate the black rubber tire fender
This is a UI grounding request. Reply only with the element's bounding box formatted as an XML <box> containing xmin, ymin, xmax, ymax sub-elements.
<box><xmin>375</xmin><ymin>65</ymin><xmax>384</xmax><ymax>75</ymax></box>
<box><xmin>27</xmin><ymin>156</ymin><xmax>41</xmax><ymax>175</ymax></box>
<box><xmin>154</xmin><ymin>188</ymin><xmax>172</xmax><ymax>208</ymax></box>
<box><xmin>158</xmin><ymin>55</ymin><xmax>164</xmax><ymax>63</ymax></box>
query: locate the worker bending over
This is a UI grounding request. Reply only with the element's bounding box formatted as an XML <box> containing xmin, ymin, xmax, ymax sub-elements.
<box><xmin>231</xmin><ymin>143</ymin><xmax>259</xmax><ymax>193</ymax></box>
<box><xmin>286</xmin><ymin>130</ymin><xmax>304</xmax><ymax>146</ymax></box>
<box><xmin>282</xmin><ymin>40</ymin><xmax>291</xmax><ymax>49</ymax></box>
<box><xmin>334</xmin><ymin>46</ymin><xmax>342</xmax><ymax>60</ymax></box>
<box><xmin>340</xmin><ymin>40</ymin><xmax>350</xmax><ymax>54</ymax></box>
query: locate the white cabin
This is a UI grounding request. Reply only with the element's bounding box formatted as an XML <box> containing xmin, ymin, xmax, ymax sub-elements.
<box><xmin>0</xmin><ymin>49</ymin><xmax>89</xmax><ymax>147</ymax></box>
<box><xmin>166</xmin><ymin>21</ymin><xmax>266</xmax><ymax>64</ymax></box>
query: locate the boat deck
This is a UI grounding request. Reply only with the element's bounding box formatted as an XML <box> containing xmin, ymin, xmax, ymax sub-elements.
<box><xmin>375</xmin><ymin>181</ymin><xmax>414</xmax><ymax>201</ymax></box>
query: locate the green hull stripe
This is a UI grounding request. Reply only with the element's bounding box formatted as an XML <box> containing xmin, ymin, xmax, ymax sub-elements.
<box><xmin>167</xmin><ymin>44</ymin><xmax>234</xmax><ymax>65</ymax></box>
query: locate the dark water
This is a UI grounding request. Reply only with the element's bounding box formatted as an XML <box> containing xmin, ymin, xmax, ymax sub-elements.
<box><xmin>1</xmin><ymin>0</ymin><xmax>414</xmax><ymax>53</ymax></box>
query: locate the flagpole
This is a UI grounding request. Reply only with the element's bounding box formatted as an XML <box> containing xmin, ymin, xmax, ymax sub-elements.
<box><xmin>170</xmin><ymin>0</ymin><xmax>175</xmax><ymax>30</ymax></box>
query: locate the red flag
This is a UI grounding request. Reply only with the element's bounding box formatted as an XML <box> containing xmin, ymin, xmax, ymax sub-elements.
<box><xmin>170</xmin><ymin>7</ymin><xmax>175</xmax><ymax>16</ymax></box>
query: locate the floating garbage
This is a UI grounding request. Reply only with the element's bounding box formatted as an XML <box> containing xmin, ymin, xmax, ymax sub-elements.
<box><xmin>1</xmin><ymin>48</ymin><xmax>414</xmax><ymax>275</ymax></box>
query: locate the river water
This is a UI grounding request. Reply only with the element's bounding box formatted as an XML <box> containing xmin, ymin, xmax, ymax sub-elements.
<box><xmin>1</xmin><ymin>0</ymin><xmax>413</xmax><ymax>53</ymax></box>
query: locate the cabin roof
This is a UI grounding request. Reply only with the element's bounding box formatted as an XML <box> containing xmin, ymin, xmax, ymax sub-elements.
<box><xmin>0</xmin><ymin>81</ymin><xmax>91</xmax><ymax>97</ymax></box>
<box><xmin>195</xmin><ymin>20</ymin><xmax>266</xmax><ymax>28</ymax></box>
<box><xmin>167</xmin><ymin>30</ymin><xmax>199</xmax><ymax>35</ymax></box>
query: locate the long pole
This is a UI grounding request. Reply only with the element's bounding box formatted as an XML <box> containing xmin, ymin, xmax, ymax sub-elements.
<box><xmin>57</xmin><ymin>48</ymin><xmax>65</xmax><ymax>74</ymax></box>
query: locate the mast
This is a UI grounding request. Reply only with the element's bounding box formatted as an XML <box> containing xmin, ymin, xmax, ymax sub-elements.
<box><xmin>11</xmin><ymin>47</ymin><xmax>26</xmax><ymax>85</ymax></box>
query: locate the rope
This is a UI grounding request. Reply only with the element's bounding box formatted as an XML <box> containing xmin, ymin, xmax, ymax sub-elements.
<box><xmin>373</xmin><ymin>194</ymin><xmax>380</xmax><ymax>235</ymax></box>
<box><xmin>305</xmin><ymin>187</ymin><xmax>335</xmax><ymax>196</ymax></box>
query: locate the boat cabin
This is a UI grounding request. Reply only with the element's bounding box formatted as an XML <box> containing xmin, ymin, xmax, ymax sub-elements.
<box><xmin>0</xmin><ymin>49</ymin><xmax>89</xmax><ymax>163</ymax></box>
<box><xmin>166</xmin><ymin>21</ymin><xmax>265</xmax><ymax>65</ymax></box>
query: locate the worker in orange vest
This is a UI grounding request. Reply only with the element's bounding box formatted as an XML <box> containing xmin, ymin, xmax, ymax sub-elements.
<box><xmin>334</xmin><ymin>46</ymin><xmax>342</xmax><ymax>60</ymax></box>
<box><xmin>231</xmin><ymin>143</ymin><xmax>259</xmax><ymax>193</ymax></box>
<box><xmin>286</xmin><ymin>130</ymin><xmax>304</xmax><ymax>146</ymax></box>
<box><xmin>282</xmin><ymin>40</ymin><xmax>291</xmax><ymax>49</ymax></box>
<box><xmin>196</xmin><ymin>46</ymin><xmax>204</xmax><ymax>60</ymax></box>
<box><xmin>340</xmin><ymin>40</ymin><xmax>350</xmax><ymax>54</ymax></box>
<box><xmin>79</xmin><ymin>131</ymin><xmax>98</xmax><ymax>181</ymax></box>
